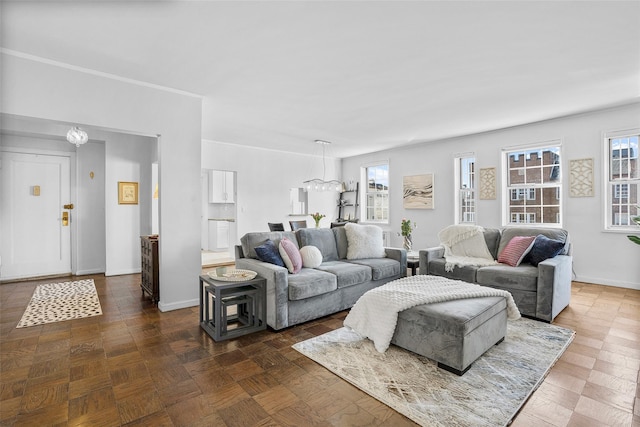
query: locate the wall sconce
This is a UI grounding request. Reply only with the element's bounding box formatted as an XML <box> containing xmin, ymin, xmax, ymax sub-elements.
<box><xmin>66</xmin><ymin>126</ymin><xmax>88</xmax><ymax>147</ymax></box>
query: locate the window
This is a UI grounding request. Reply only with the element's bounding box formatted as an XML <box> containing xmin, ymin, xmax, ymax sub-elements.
<box><xmin>504</xmin><ymin>144</ymin><xmax>561</xmax><ymax>226</ymax></box>
<box><xmin>605</xmin><ymin>131</ymin><xmax>639</xmax><ymax>229</ymax></box>
<box><xmin>456</xmin><ymin>156</ymin><xmax>475</xmax><ymax>223</ymax></box>
<box><xmin>362</xmin><ymin>163</ymin><xmax>389</xmax><ymax>222</ymax></box>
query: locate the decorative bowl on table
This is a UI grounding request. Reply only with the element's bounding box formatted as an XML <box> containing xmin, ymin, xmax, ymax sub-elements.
<box><xmin>207</xmin><ymin>269</ymin><xmax>257</xmax><ymax>282</ymax></box>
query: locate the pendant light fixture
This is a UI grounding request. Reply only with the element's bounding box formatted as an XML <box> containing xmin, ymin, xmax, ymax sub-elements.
<box><xmin>303</xmin><ymin>140</ymin><xmax>341</xmax><ymax>191</ymax></box>
<box><xmin>66</xmin><ymin>126</ymin><xmax>89</xmax><ymax>147</ymax></box>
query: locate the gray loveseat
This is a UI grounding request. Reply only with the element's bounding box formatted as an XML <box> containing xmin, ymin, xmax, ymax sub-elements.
<box><xmin>235</xmin><ymin>227</ymin><xmax>407</xmax><ymax>330</ymax></box>
<box><xmin>419</xmin><ymin>227</ymin><xmax>572</xmax><ymax>322</ymax></box>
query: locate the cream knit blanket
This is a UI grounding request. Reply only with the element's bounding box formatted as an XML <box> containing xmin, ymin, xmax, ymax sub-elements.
<box><xmin>438</xmin><ymin>224</ymin><xmax>497</xmax><ymax>272</ymax></box>
<box><xmin>344</xmin><ymin>275</ymin><xmax>520</xmax><ymax>353</ymax></box>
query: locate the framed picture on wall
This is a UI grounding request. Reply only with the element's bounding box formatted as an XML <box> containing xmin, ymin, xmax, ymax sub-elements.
<box><xmin>403</xmin><ymin>174</ymin><xmax>434</xmax><ymax>209</ymax></box>
<box><xmin>118</xmin><ymin>181</ymin><xmax>139</xmax><ymax>205</ymax></box>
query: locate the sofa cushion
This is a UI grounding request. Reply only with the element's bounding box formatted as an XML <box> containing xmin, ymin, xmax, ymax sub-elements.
<box><xmin>498</xmin><ymin>227</ymin><xmax>568</xmax><ymax>258</ymax></box>
<box><xmin>476</xmin><ymin>264</ymin><xmax>539</xmax><ymax>292</ymax></box>
<box><xmin>345</xmin><ymin>223</ymin><xmax>386</xmax><ymax>260</ymax></box>
<box><xmin>296</xmin><ymin>228</ymin><xmax>339</xmax><ymax>261</ymax></box>
<box><xmin>428</xmin><ymin>258</ymin><xmax>479</xmax><ymax>283</ymax></box>
<box><xmin>348</xmin><ymin>258</ymin><xmax>400</xmax><ymax>280</ymax></box>
<box><xmin>288</xmin><ymin>269</ymin><xmax>337</xmax><ymax>300</ymax></box>
<box><xmin>300</xmin><ymin>245</ymin><xmax>323</xmax><ymax>268</ymax></box>
<box><xmin>316</xmin><ymin>261</ymin><xmax>372</xmax><ymax>288</ymax></box>
<box><xmin>254</xmin><ymin>239</ymin><xmax>285</xmax><ymax>267</ymax></box>
<box><xmin>333</xmin><ymin>227</ymin><xmax>349</xmax><ymax>259</ymax></box>
<box><xmin>279</xmin><ymin>237</ymin><xmax>303</xmax><ymax>274</ymax></box>
<box><xmin>483</xmin><ymin>228</ymin><xmax>502</xmax><ymax>260</ymax></box>
<box><xmin>497</xmin><ymin>235</ymin><xmax>536</xmax><ymax>267</ymax></box>
<box><xmin>525</xmin><ymin>234</ymin><xmax>566</xmax><ymax>266</ymax></box>
<box><xmin>241</xmin><ymin>231</ymin><xmax>297</xmax><ymax>259</ymax></box>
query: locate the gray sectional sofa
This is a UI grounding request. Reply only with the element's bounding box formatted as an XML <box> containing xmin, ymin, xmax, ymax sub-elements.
<box><xmin>419</xmin><ymin>227</ymin><xmax>572</xmax><ymax>322</ymax></box>
<box><xmin>235</xmin><ymin>227</ymin><xmax>407</xmax><ymax>330</ymax></box>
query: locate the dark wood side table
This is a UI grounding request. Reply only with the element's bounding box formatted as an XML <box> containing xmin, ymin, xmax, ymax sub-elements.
<box><xmin>407</xmin><ymin>252</ymin><xmax>419</xmax><ymax>276</ymax></box>
<box><xmin>199</xmin><ymin>273</ymin><xmax>266</xmax><ymax>341</ymax></box>
<box><xmin>140</xmin><ymin>235</ymin><xmax>159</xmax><ymax>303</ymax></box>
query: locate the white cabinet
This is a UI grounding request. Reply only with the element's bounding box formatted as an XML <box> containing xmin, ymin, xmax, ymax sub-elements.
<box><xmin>208</xmin><ymin>221</ymin><xmax>230</xmax><ymax>250</ymax></box>
<box><xmin>208</xmin><ymin>170</ymin><xmax>235</xmax><ymax>203</ymax></box>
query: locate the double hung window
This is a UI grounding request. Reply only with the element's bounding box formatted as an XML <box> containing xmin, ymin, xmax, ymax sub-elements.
<box><xmin>605</xmin><ymin>131</ymin><xmax>639</xmax><ymax>228</ymax></box>
<box><xmin>503</xmin><ymin>144</ymin><xmax>562</xmax><ymax>226</ymax></box>
<box><xmin>362</xmin><ymin>163</ymin><xmax>389</xmax><ymax>222</ymax></box>
<box><xmin>456</xmin><ymin>156</ymin><xmax>476</xmax><ymax>223</ymax></box>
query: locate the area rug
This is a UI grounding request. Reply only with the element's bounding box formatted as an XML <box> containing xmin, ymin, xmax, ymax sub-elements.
<box><xmin>293</xmin><ymin>318</ymin><xmax>574</xmax><ymax>427</ymax></box>
<box><xmin>17</xmin><ymin>279</ymin><xmax>102</xmax><ymax>328</ymax></box>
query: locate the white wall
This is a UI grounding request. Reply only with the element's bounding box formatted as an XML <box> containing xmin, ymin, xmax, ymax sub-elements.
<box><xmin>2</xmin><ymin>53</ymin><xmax>203</xmax><ymax>311</ymax></box>
<box><xmin>342</xmin><ymin>103</ymin><xmax>640</xmax><ymax>290</ymax></box>
<box><xmin>105</xmin><ymin>132</ymin><xmax>155</xmax><ymax>276</ymax></box>
<box><xmin>201</xmin><ymin>141</ymin><xmax>341</xmax><ymax>240</ymax></box>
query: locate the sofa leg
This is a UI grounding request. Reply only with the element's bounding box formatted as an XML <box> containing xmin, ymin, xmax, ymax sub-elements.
<box><xmin>437</xmin><ymin>362</ymin><xmax>470</xmax><ymax>376</ymax></box>
<box><xmin>495</xmin><ymin>337</ymin><xmax>504</xmax><ymax>345</ymax></box>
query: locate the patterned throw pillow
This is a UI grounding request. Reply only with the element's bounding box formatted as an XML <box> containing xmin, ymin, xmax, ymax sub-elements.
<box><xmin>526</xmin><ymin>234</ymin><xmax>566</xmax><ymax>266</ymax></box>
<box><xmin>254</xmin><ymin>239</ymin><xmax>285</xmax><ymax>267</ymax></box>
<box><xmin>497</xmin><ymin>235</ymin><xmax>536</xmax><ymax>267</ymax></box>
<box><xmin>279</xmin><ymin>237</ymin><xmax>303</xmax><ymax>274</ymax></box>
<box><xmin>299</xmin><ymin>245</ymin><xmax>323</xmax><ymax>268</ymax></box>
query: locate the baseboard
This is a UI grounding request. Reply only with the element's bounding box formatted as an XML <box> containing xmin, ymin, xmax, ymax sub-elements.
<box><xmin>74</xmin><ymin>268</ymin><xmax>105</xmax><ymax>276</ymax></box>
<box><xmin>573</xmin><ymin>275</ymin><xmax>640</xmax><ymax>291</ymax></box>
<box><xmin>105</xmin><ymin>268</ymin><xmax>141</xmax><ymax>277</ymax></box>
<box><xmin>158</xmin><ymin>298</ymin><xmax>198</xmax><ymax>312</ymax></box>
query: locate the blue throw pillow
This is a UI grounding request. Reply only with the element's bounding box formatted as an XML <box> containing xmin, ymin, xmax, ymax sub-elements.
<box><xmin>255</xmin><ymin>239</ymin><xmax>285</xmax><ymax>267</ymax></box>
<box><xmin>525</xmin><ymin>234</ymin><xmax>565</xmax><ymax>266</ymax></box>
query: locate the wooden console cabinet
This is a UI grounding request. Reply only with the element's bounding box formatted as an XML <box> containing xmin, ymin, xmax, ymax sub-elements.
<box><xmin>140</xmin><ymin>235</ymin><xmax>159</xmax><ymax>304</ymax></box>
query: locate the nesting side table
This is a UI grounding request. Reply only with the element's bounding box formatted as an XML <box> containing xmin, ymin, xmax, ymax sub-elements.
<box><xmin>199</xmin><ymin>274</ymin><xmax>266</xmax><ymax>341</ymax></box>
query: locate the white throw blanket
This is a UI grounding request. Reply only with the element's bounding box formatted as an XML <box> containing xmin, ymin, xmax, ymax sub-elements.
<box><xmin>438</xmin><ymin>224</ymin><xmax>497</xmax><ymax>272</ymax></box>
<box><xmin>343</xmin><ymin>275</ymin><xmax>521</xmax><ymax>353</ymax></box>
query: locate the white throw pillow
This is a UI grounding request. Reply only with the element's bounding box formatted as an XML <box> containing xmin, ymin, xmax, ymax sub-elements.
<box><xmin>345</xmin><ymin>223</ymin><xmax>386</xmax><ymax>260</ymax></box>
<box><xmin>299</xmin><ymin>245</ymin><xmax>323</xmax><ymax>268</ymax></box>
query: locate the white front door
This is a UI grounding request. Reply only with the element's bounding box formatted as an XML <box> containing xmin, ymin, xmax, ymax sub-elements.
<box><xmin>0</xmin><ymin>152</ymin><xmax>72</xmax><ymax>280</ymax></box>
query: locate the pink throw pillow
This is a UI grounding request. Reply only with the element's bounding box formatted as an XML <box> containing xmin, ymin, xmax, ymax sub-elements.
<box><xmin>498</xmin><ymin>235</ymin><xmax>536</xmax><ymax>267</ymax></box>
<box><xmin>279</xmin><ymin>237</ymin><xmax>302</xmax><ymax>274</ymax></box>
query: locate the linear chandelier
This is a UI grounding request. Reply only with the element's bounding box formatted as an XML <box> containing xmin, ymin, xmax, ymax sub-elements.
<box><xmin>303</xmin><ymin>140</ymin><xmax>341</xmax><ymax>191</ymax></box>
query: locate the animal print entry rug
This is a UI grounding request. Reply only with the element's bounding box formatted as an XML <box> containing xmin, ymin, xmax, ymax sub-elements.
<box><xmin>17</xmin><ymin>279</ymin><xmax>103</xmax><ymax>328</ymax></box>
<box><xmin>293</xmin><ymin>318</ymin><xmax>574</xmax><ymax>427</ymax></box>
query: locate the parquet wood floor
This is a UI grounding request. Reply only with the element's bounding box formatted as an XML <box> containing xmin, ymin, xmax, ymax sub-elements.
<box><xmin>1</xmin><ymin>274</ymin><xmax>638</xmax><ymax>426</ymax></box>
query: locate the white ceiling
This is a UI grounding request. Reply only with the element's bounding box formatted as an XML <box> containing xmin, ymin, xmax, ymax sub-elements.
<box><xmin>2</xmin><ymin>1</ymin><xmax>639</xmax><ymax>158</ymax></box>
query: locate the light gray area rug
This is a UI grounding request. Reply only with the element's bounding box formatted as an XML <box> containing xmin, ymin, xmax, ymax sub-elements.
<box><xmin>17</xmin><ymin>279</ymin><xmax>102</xmax><ymax>328</ymax></box>
<box><xmin>293</xmin><ymin>318</ymin><xmax>574</xmax><ymax>427</ymax></box>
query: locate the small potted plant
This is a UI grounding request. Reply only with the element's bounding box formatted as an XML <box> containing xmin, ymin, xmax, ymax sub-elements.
<box><xmin>398</xmin><ymin>218</ymin><xmax>416</xmax><ymax>251</ymax></box>
<box><xmin>310</xmin><ymin>212</ymin><xmax>326</xmax><ymax>228</ymax></box>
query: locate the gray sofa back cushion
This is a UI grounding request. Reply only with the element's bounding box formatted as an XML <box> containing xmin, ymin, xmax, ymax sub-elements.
<box><xmin>483</xmin><ymin>228</ymin><xmax>502</xmax><ymax>260</ymax></box>
<box><xmin>333</xmin><ymin>227</ymin><xmax>349</xmax><ymax>259</ymax></box>
<box><xmin>241</xmin><ymin>231</ymin><xmax>297</xmax><ymax>259</ymax></box>
<box><xmin>497</xmin><ymin>227</ymin><xmax>568</xmax><ymax>257</ymax></box>
<box><xmin>296</xmin><ymin>228</ymin><xmax>339</xmax><ymax>261</ymax></box>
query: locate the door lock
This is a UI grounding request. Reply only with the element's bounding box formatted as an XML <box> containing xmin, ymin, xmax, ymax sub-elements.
<box><xmin>64</xmin><ymin>203</ymin><xmax>74</xmax><ymax>210</ymax></box>
<box><xmin>62</xmin><ymin>211</ymin><xmax>69</xmax><ymax>226</ymax></box>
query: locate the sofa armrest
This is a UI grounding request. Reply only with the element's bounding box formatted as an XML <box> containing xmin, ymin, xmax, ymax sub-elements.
<box><xmin>385</xmin><ymin>247</ymin><xmax>408</xmax><ymax>277</ymax></box>
<box><xmin>234</xmin><ymin>258</ymin><xmax>290</xmax><ymax>330</ymax></box>
<box><xmin>536</xmin><ymin>254</ymin><xmax>572</xmax><ymax>322</ymax></box>
<box><xmin>419</xmin><ymin>246</ymin><xmax>444</xmax><ymax>275</ymax></box>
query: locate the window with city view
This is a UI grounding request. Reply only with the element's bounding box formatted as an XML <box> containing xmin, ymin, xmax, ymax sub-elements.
<box><xmin>457</xmin><ymin>156</ymin><xmax>475</xmax><ymax>223</ymax></box>
<box><xmin>363</xmin><ymin>163</ymin><xmax>389</xmax><ymax>222</ymax></box>
<box><xmin>606</xmin><ymin>131</ymin><xmax>639</xmax><ymax>228</ymax></box>
<box><xmin>504</xmin><ymin>145</ymin><xmax>561</xmax><ymax>226</ymax></box>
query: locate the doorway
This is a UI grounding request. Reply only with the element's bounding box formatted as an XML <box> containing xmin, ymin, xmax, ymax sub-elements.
<box><xmin>0</xmin><ymin>151</ymin><xmax>72</xmax><ymax>280</ymax></box>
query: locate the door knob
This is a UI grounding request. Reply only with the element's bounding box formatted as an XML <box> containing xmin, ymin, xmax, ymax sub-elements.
<box><xmin>62</xmin><ymin>211</ymin><xmax>69</xmax><ymax>226</ymax></box>
<box><xmin>64</xmin><ymin>203</ymin><xmax>74</xmax><ymax>210</ymax></box>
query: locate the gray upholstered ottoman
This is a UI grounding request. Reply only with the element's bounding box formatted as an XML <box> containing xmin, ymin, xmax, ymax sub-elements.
<box><xmin>390</xmin><ymin>296</ymin><xmax>507</xmax><ymax>375</ymax></box>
